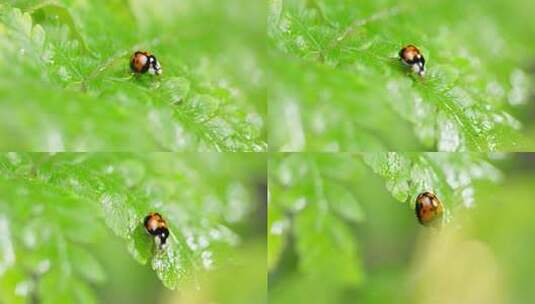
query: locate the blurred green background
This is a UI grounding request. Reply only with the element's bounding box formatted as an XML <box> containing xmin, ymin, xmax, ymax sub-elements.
<box><xmin>268</xmin><ymin>153</ymin><xmax>535</xmax><ymax>304</ymax></box>
<box><xmin>0</xmin><ymin>0</ymin><xmax>266</xmax><ymax>151</ymax></box>
<box><xmin>0</xmin><ymin>153</ymin><xmax>266</xmax><ymax>304</ymax></box>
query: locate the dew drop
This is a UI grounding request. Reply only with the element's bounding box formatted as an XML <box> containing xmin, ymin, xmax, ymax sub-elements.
<box><xmin>295</xmin><ymin>36</ymin><xmax>307</xmax><ymax>50</ymax></box>
<box><xmin>173</xmin><ymin>122</ymin><xmax>190</xmax><ymax>149</ymax></box>
<box><xmin>22</xmin><ymin>227</ymin><xmax>36</xmax><ymax>249</ymax></box>
<box><xmin>201</xmin><ymin>250</ymin><xmax>213</xmax><ymax>270</ymax></box>
<box><xmin>57</xmin><ymin>66</ymin><xmax>71</xmax><ymax>82</ymax></box>
<box><xmin>270</xmin><ymin>219</ymin><xmax>289</xmax><ymax>235</ymax></box>
<box><xmin>437</xmin><ymin>114</ymin><xmax>461</xmax><ymax>151</ymax></box>
<box><xmin>37</xmin><ymin>259</ymin><xmax>51</xmax><ymax>274</ymax></box>
<box><xmin>386</xmin><ymin>180</ymin><xmax>409</xmax><ymax>202</ymax></box>
<box><xmin>151</xmin><ymin>246</ymin><xmax>186</xmax><ymax>290</ymax></box>
<box><xmin>269</xmin><ymin>0</ymin><xmax>283</xmax><ymax>27</ymax></box>
<box><xmin>46</xmin><ymin>129</ymin><xmax>65</xmax><ymax>152</ymax></box>
<box><xmin>293</xmin><ymin>197</ymin><xmax>307</xmax><ymax>211</ymax></box>
<box><xmin>508</xmin><ymin>69</ymin><xmax>528</xmax><ymax>105</ymax></box>
<box><xmin>6</xmin><ymin>152</ymin><xmax>21</xmax><ymax>165</ymax></box>
<box><xmin>410</xmin><ymin>163</ymin><xmax>434</xmax><ymax>196</ymax></box>
<box><xmin>280</xmin><ymin>100</ymin><xmax>305</xmax><ymax>151</ymax></box>
<box><xmin>277</xmin><ymin>162</ymin><xmax>292</xmax><ymax>186</ymax></box>
<box><xmin>186</xmin><ymin>234</ymin><xmax>198</xmax><ymax>251</ymax></box>
<box><xmin>117</xmin><ymin>160</ymin><xmax>145</xmax><ymax>188</ymax></box>
<box><xmin>224</xmin><ymin>183</ymin><xmax>248</xmax><ymax>223</ymax></box>
<box><xmin>198</xmin><ymin>236</ymin><xmax>210</xmax><ymax>249</ymax></box>
<box><xmin>209</xmin><ymin>228</ymin><xmax>222</xmax><ymax>240</ymax></box>
<box><xmin>486</xmin><ymin>81</ymin><xmax>505</xmax><ymax>99</ymax></box>
<box><xmin>0</xmin><ymin>216</ymin><xmax>15</xmax><ymax>275</ymax></box>
<box><xmin>99</xmin><ymin>193</ymin><xmax>136</xmax><ymax>237</ymax></box>
<box><xmin>462</xmin><ymin>187</ymin><xmax>475</xmax><ymax>208</ymax></box>
<box><xmin>15</xmin><ymin>280</ymin><xmax>32</xmax><ymax>296</ymax></box>
<box><xmin>311</xmin><ymin>110</ymin><xmax>326</xmax><ymax>134</ymax></box>
<box><xmin>279</xmin><ymin>17</ymin><xmax>290</xmax><ymax>33</ymax></box>
<box><xmin>103</xmin><ymin>165</ymin><xmax>115</xmax><ymax>174</ymax></box>
<box><xmin>162</xmin><ymin>77</ymin><xmax>190</xmax><ymax>105</ymax></box>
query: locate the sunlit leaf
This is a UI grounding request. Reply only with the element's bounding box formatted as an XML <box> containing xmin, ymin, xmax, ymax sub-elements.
<box><xmin>268</xmin><ymin>0</ymin><xmax>535</xmax><ymax>151</ymax></box>
<box><xmin>0</xmin><ymin>1</ymin><xmax>266</xmax><ymax>151</ymax></box>
<box><xmin>0</xmin><ymin>152</ymin><xmax>260</xmax><ymax>300</ymax></box>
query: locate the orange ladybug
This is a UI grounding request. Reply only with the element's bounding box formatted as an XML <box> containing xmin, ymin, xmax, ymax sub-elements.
<box><xmin>130</xmin><ymin>51</ymin><xmax>162</xmax><ymax>75</ymax></box>
<box><xmin>415</xmin><ymin>192</ymin><xmax>443</xmax><ymax>226</ymax></box>
<box><xmin>399</xmin><ymin>45</ymin><xmax>426</xmax><ymax>76</ymax></box>
<box><xmin>144</xmin><ymin>212</ymin><xmax>169</xmax><ymax>248</ymax></box>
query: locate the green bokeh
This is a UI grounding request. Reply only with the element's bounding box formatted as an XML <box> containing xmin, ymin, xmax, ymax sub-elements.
<box><xmin>0</xmin><ymin>152</ymin><xmax>267</xmax><ymax>304</ymax></box>
<box><xmin>0</xmin><ymin>0</ymin><xmax>266</xmax><ymax>151</ymax></box>
<box><xmin>269</xmin><ymin>153</ymin><xmax>535</xmax><ymax>304</ymax></box>
<box><xmin>269</xmin><ymin>0</ymin><xmax>535</xmax><ymax>151</ymax></box>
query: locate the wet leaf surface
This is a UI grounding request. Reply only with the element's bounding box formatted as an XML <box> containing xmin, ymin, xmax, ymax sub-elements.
<box><xmin>0</xmin><ymin>152</ymin><xmax>262</xmax><ymax>300</ymax></box>
<box><xmin>268</xmin><ymin>0</ymin><xmax>535</xmax><ymax>151</ymax></box>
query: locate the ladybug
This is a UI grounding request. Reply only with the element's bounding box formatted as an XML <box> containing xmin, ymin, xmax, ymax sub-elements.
<box><xmin>144</xmin><ymin>212</ymin><xmax>169</xmax><ymax>248</ymax></box>
<box><xmin>130</xmin><ymin>51</ymin><xmax>162</xmax><ymax>75</ymax></box>
<box><xmin>399</xmin><ymin>45</ymin><xmax>426</xmax><ymax>76</ymax></box>
<box><xmin>415</xmin><ymin>191</ymin><xmax>444</xmax><ymax>226</ymax></box>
